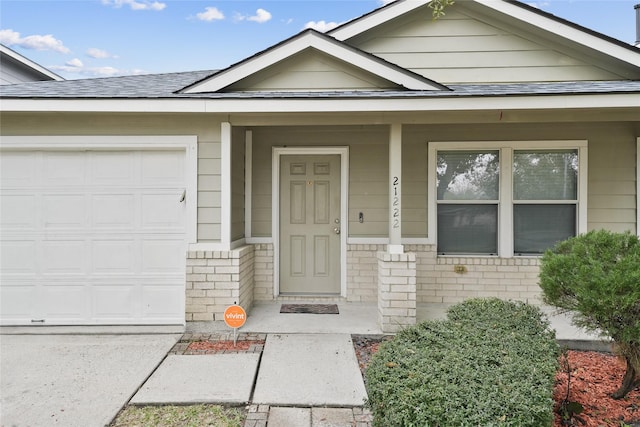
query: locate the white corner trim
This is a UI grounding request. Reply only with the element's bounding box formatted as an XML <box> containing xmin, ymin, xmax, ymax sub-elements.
<box><xmin>244</xmin><ymin>130</ymin><xmax>253</xmax><ymax>239</ymax></box>
<box><xmin>0</xmin><ymin>135</ymin><xmax>199</xmax><ymax>245</ymax></box>
<box><xmin>637</xmin><ymin>137</ymin><xmax>640</xmax><ymax>237</ymax></box>
<box><xmin>221</xmin><ymin>122</ymin><xmax>232</xmax><ymax>250</ymax></box>
<box><xmin>272</xmin><ymin>146</ymin><xmax>349</xmax><ymax>298</ymax></box>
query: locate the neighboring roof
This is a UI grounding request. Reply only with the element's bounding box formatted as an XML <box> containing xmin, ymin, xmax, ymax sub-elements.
<box><xmin>329</xmin><ymin>0</ymin><xmax>640</xmax><ymax>69</ymax></box>
<box><xmin>179</xmin><ymin>30</ymin><xmax>448</xmax><ymax>93</ymax></box>
<box><xmin>1</xmin><ymin>72</ymin><xmax>639</xmax><ymax>99</ymax></box>
<box><xmin>0</xmin><ymin>44</ymin><xmax>64</xmax><ymax>83</ymax></box>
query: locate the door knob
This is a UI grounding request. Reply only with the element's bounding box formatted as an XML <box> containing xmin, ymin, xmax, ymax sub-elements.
<box><xmin>334</xmin><ymin>227</ymin><xmax>341</xmax><ymax>235</ymax></box>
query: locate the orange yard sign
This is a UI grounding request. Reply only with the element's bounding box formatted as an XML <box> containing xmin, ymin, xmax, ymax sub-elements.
<box><xmin>223</xmin><ymin>305</ymin><xmax>247</xmax><ymax>329</ymax></box>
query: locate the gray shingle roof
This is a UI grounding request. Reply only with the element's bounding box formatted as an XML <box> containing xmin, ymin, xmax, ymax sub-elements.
<box><xmin>1</xmin><ymin>69</ymin><xmax>639</xmax><ymax>99</ymax></box>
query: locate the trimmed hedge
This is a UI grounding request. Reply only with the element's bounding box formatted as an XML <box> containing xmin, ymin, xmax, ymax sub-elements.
<box><xmin>365</xmin><ymin>299</ymin><xmax>559</xmax><ymax>427</ymax></box>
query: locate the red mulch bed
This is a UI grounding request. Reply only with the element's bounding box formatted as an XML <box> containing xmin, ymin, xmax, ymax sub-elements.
<box><xmin>554</xmin><ymin>351</ymin><xmax>640</xmax><ymax>426</ymax></box>
<box><xmin>187</xmin><ymin>340</ymin><xmax>264</xmax><ymax>352</ymax></box>
<box><xmin>353</xmin><ymin>337</ymin><xmax>640</xmax><ymax>426</ymax></box>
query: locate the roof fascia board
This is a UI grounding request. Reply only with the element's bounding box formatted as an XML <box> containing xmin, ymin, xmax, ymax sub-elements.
<box><xmin>329</xmin><ymin>0</ymin><xmax>429</xmax><ymax>41</ymax></box>
<box><xmin>0</xmin><ymin>45</ymin><xmax>65</xmax><ymax>81</ymax></box>
<box><xmin>1</xmin><ymin>93</ymin><xmax>638</xmax><ymax>114</ymax></box>
<box><xmin>474</xmin><ymin>0</ymin><xmax>640</xmax><ymax>68</ymax></box>
<box><xmin>182</xmin><ymin>31</ymin><xmax>441</xmax><ymax>93</ymax></box>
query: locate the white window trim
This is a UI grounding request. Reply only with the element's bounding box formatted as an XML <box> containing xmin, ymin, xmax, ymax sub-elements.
<box><xmin>428</xmin><ymin>140</ymin><xmax>588</xmax><ymax>257</ymax></box>
<box><xmin>272</xmin><ymin>146</ymin><xmax>349</xmax><ymax>298</ymax></box>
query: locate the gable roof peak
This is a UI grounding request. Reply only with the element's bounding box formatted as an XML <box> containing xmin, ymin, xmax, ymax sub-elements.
<box><xmin>179</xmin><ymin>26</ymin><xmax>448</xmax><ymax>94</ymax></box>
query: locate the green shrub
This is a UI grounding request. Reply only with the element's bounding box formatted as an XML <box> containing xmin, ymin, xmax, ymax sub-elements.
<box><xmin>365</xmin><ymin>298</ymin><xmax>559</xmax><ymax>427</ymax></box>
<box><xmin>539</xmin><ymin>229</ymin><xmax>640</xmax><ymax>398</ymax></box>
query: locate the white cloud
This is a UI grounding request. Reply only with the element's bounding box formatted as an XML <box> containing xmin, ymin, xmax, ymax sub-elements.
<box><xmin>196</xmin><ymin>6</ymin><xmax>224</xmax><ymax>22</ymax></box>
<box><xmin>101</xmin><ymin>0</ymin><xmax>166</xmax><ymax>11</ymax></box>
<box><xmin>378</xmin><ymin>0</ymin><xmax>396</xmax><ymax>5</ymax></box>
<box><xmin>303</xmin><ymin>20</ymin><xmax>342</xmax><ymax>33</ymax></box>
<box><xmin>86</xmin><ymin>48</ymin><xmax>116</xmax><ymax>59</ymax></box>
<box><xmin>247</xmin><ymin>8</ymin><xmax>272</xmax><ymax>23</ymax></box>
<box><xmin>0</xmin><ymin>29</ymin><xmax>70</xmax><ymax>54</ymax></box>
<box><xmin>66</xmin><ymin>58</ymin><xmax>84</xmax><ymax>68</ymax></box>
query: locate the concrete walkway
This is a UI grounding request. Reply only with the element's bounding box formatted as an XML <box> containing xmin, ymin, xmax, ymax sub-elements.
<box><xmin>0</xmin><ymin>302</ymin><xmax>611</xmax><ymax>427</ymax></box>
<box><xmin>0</xmin><ymin>333</ymin><xmax>180</xmax><ymax>427</ymax></box>
<box><xmin>133</xmin><ymin>332</ymin><xmax>371</xmax><ymax>426</ymax></box>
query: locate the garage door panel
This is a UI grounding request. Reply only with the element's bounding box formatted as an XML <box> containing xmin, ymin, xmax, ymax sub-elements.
<box><xmin>142</xmin><ymin>285</ymin><xmax>184</xmax><ymax>318</ymax></box>
<box><xmin>1</xmin><ymin>195</ymin><xmax>37</xmax><ymax>230</ymax></box>
<box><xmin>43</xmin><ymin>195</ymin><xmax>87</xmax><ymax>229</ymax></box>
<box><xmin>42</xmin><ymin>240</ymin><xmax>87</xmax><ymax>275</ymax></box>
<box><xmin>43</xmin><ymin>152</ymin><xmax>86</xmax><ymax>186</ymax></box>
<box><xmin>142</xmin><ymin>151</ymin><xmax>185</xmax><ymax>185</ymax></box>
<box><xmin>93</xmin><ymin>285</ymin><xmax>137</xmax><ymax>318</ymax></box>
<box><xmin>0</xmin><ymin>152</ymin><xmax>37</xmax><ymax>187</ymax></box>
<box><xmin>41</xmin><ymin>285</ymin><xmax>88</xmax><ymax>318</ymax></box>
<box><xmin>142</xmin><ymin>194</ymin><xmax>184</xmax><ymax>229</ymax></box>
<box><xmin>92</xmin><ymin>240</ymin><xmax>136</xmax><ymax>273</ymax></box>
<box><xmin>0</xmin><ymin>284</ymin><xmax>36</xmax><ymax>319</ymax></box>
<box><xmin>141</xmin><ymin>239</ymin><xmax>185</xmax><ymax>272</ymax></box>
<box><xmin>1</xmin><ymin>240</ymin><xmax>37</xmax><ymax>274</ymax></box>
<box><xmin>92</xmin><ymin>194</ymin><xmax>136</xmax><ymax>229</ymax></box>
<box><xmin>90</xmin><ymin>152</ymin><xmax>135</xmax><ymax>185</ymax></box>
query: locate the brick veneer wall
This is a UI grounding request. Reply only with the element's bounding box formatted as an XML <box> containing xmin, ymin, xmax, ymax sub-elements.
<box><xmin>405</xmin><ymin>244</ymin><xmax>543</xmax><ymax>305</ymax></box>
<box><xmin>253</xmin><ymin>243</ymin><xmax>274</xmax><ymax>301</ymax></box>
<box><xmin>347</xmin><ymin>244</ymin><xmax>385</xmax><ymax>302</ymax></box>
<box><xmin>377</xmin><ymin>251</ymin><xmax>417</xmax><ymax>333</ymax></box>
<box><xmin>185</xmin><ymin>245</ymin><xmax>254</xmax><ymax>321</ymax></box>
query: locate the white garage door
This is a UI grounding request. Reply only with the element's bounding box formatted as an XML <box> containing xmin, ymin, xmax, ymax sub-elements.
<box><xmin>1</xmin><ymin>149</ymin><xmax>187</xmax><ymax>325</ymax></box>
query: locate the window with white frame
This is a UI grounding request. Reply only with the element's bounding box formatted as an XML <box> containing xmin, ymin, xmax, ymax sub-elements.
<box><xmin>428</xmin><ymin>141</ymin><xmax>587</xmax><ymax>257</ymax></box>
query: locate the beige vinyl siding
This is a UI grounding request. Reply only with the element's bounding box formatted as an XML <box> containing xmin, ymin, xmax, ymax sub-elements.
<box><xmin>349</xmin><ymin>142</ymin><xmax>388</xmax><ymax>237</ymax></box>
<box><xmin>226</xmin><ymin>49</ymin><xmax>398</xmax><ymax>92</ymax></box>
<box><xmin>403</xmin><ymin>121</ymin><xmax>638</xmax><ymax>236</ymax></box>
<box><xmin>402</xmin><ymin>139</ymin><xmax>428</xmax><ymax>238</ymax></box>
<box><xmin>250</xmin><ymin>125</ymin><xmax>390</xmax><ymax>238</ymax></box>
<box><xmin>348</xmin><ymin>6</ymin><xmax>630</xmax><ymax>84</ymax></box>
<box><xmin>1</xmin><ymin>112</ymin><xmax>225</xmax><ymax>242</ymax></box>
<box><xmin>231</xmin><ymin>127</ymin><xmax>246</xmax><ymax>241</ymax></box>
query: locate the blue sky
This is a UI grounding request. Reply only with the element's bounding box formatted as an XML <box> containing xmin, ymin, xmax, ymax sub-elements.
<box><xmin>1</xmin><ymin>0</ymin><xmax>637</xmax><ymax>80</ymax></box>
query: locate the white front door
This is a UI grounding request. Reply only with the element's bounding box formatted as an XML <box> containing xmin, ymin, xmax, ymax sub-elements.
<box><xmin>279</xmin><ymin>155</ymin><xmax>341</xmax><ymax>294</ymax></box>
<box><xmin>0</xmin><ymin>149</ymin><xmax>187</xmax><ymax>325</ymax></box>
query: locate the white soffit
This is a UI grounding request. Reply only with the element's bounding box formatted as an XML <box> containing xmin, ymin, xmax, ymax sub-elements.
<box><xmin>180</xmin><ymin>30</ymin><xmax>445</xmax><ymax>93</ymax></box>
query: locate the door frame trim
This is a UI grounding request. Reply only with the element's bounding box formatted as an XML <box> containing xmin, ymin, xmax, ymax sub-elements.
<box><xmin>272</xmin><ymin>146</ymin><xmax>349</xmax><ymax>298</ymax></box>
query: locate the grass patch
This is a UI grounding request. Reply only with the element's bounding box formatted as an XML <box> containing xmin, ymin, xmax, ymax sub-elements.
<box><xmin>111</xmin><ymin>404</ymin><xmax>246</xmax><ymax>427</ymax></box>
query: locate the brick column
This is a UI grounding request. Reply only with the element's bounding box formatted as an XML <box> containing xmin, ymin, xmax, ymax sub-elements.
<box><xmin>185</xmin><ymin>245</ymin><xmax>254</xmax><ymax>322</ymax></box>
<box><xmin>377</xmin><ymin>251</ymin><xmax>417</xmax><ymax>333</ymax></box>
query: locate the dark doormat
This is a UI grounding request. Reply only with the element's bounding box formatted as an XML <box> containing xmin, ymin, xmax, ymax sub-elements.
<box><xmin>280</xmin><ymin>304</ymin><xmax>339</xmax><ymax>314</ymax></box>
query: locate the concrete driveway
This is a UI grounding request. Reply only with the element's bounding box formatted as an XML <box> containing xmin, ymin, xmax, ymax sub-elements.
<box><xmin>0</xmin><ymin>333</ymin><xmax>180</xmax><ymax>427</ymax></box>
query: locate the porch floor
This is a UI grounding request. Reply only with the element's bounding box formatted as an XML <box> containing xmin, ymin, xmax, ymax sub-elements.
<box><xmin>186</xmin><ymin>301</ymin><xmax>610</xmax><ymax>350</ymax></box>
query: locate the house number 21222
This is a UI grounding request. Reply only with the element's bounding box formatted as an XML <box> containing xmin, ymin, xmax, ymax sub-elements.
<box><xmin>392</xmin><ymin>176</ymin><xmax>400</xmax><ymax>229</ymax></box>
